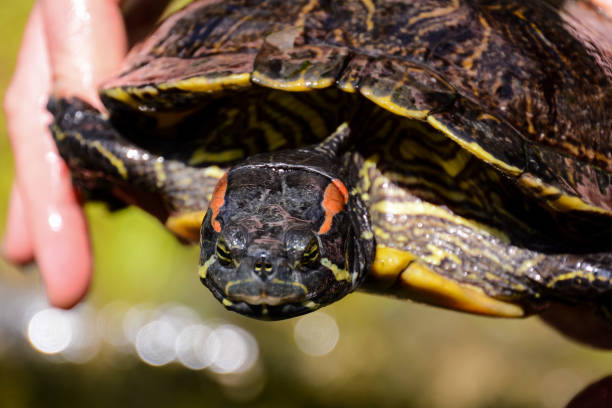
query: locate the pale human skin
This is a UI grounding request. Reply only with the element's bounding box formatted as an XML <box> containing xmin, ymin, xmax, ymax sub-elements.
<box><xmin>2</xmin><ymin>0</ymin><xmax>126</xmax><ymax>308</ymax></box>
<box><xmin>2</xmin><ymin>0</ymin><xmax>612</xmax><ymax>349</ymax></box>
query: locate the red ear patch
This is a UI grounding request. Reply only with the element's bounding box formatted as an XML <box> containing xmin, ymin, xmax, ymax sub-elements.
<box><xmin>210</xmin><ymin>173</ymin><xmax>228</xmax><ymax>233</ymax></box>
<box><xmin>318</xmin><ymin>179</ymin><xmax>349</xmax><ymax>235</ymax></box>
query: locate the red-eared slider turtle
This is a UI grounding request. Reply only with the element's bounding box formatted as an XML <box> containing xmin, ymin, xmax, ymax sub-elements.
<box><xmin>49</xmin><ymin>0</ymin><xmax>612</xmax><ymax>321</ymax></box>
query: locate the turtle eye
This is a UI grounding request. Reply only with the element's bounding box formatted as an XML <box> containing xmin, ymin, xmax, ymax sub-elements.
<box><xmin>301</xmin><ymin>238</ymin><xmax>320</xmax><ymax>267</ymax></box>
<box><xmin>216</xmin><ymin>237</ymin><xmax>233</xmax><ymax>266</ymax></box>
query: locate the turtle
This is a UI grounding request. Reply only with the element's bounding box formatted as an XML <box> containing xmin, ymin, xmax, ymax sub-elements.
<box><xmin>48</xmin><ymin>0</ymin><xmax>612</xmax><ymax>322</ymax></box>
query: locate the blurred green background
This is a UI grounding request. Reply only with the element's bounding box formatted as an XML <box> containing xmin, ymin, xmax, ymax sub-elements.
<box><xmin>1</xmin><ymin>2</ymin><xmax>612</xmax><ymax>407</ymax></box>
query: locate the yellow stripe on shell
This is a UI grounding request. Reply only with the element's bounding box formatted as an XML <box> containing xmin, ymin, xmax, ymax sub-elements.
<box><xmin>165</xmin><ymin>210</ymin><xmax>206</xmax><ymax>242</ymax></box>
<box><xmin>102</xmin><ymin>87</ymin><xmax>152</xmax><ymax>111</ymax></box>
<box><xmin>336</xmin><ymin>80</ymin><xmax>357</xmax><ymax>93</ymax></box>
<box><xmin>158</xmin><ymin>73</ymin><xmax>252</xmax><ymax>93</ymax></box>
<box><xmin>426</xmin><ymin>116</ymin><xmax>523</xmax><ymax>176</ymax></box>
<box><xmin>360</xmin><ymin>87</ymin><xmax>429</xmax><ymax>120</ymax></box>
<box><xmin>252</xmin><ymin>70</ymin><xmax>335</xmax><ymax>91</ymax></box>
<box><xmin>519</xmin><ymin>173</ymin><xmax>611</xmax><ymax>215</ymax></box>
<box><xmin>396</xmin><ymin>260</ymin><xmax>524</xmax><ymax>317</ymax></box>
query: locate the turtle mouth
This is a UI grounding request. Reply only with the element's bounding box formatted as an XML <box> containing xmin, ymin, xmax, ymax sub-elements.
<box><xmin>228</xmin><ymin>293</ymin><xmax>304</xmax><ymax>306</ymax></box>
<box><xmin>224</xmin><ymin>279</ymin><xmax>308</xmax><ymax>305</ymax></box>
<box><xmin>224</xmin><ymin>299</ymin><xmax>316</xmax><ymax>320</ymax></box>
<box><xmin>201</xmin><ymin>276</ymin><xmax>316</xmax><ymax>319</ymax></box>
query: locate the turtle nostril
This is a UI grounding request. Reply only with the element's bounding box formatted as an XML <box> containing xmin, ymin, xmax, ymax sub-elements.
<box><xmin>253</xmin><ymin>255</ymin><xmax>275</xmax><ymax>280</ymax></box>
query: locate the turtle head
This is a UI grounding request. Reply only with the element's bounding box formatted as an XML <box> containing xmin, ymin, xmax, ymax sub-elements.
<box><xmin>199</xmin><ymin>125</ymin><xmax>372</xmax><ymax>319</ymax></box>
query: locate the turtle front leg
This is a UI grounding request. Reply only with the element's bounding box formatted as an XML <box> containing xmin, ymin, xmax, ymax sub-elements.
<box><xmin>48</xmin><ymin>97</ymin><xmax>224</xmax><ymax>242</ymax></box>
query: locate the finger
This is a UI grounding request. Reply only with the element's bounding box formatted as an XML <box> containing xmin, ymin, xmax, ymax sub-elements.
<box><xmin>5</xmin><ymin>2</ymin><xmax>92</xmax><ymax>308</ymax></box>
<box><xmin>593</xmin><ymin>0</ymin><xmax>612</xmax><ymax>18</ymax></box>
<box><xmin>1</xmin><ymin>181</ymin><xmax>35</xmax><ymax>264</ymax></box>
<box><xmin>35</xmin><ymin>0</ymin><xmax>126</xmax><ymax>307</ymax></box>
<box><xmin>41</xmin><ymin>0</ymin><xmax>126</xmax><ymax>107</ymax></box>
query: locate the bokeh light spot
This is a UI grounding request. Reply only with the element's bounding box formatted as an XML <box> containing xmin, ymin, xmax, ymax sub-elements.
<box><xmin>135</xmin><ymin>320</ymin><xmax>177</xmax><ymax>366</ymax></box>
<box><xmin>175</xmin><ymin>324</ymin><xmax>214</xmax><ymax>370</ymax></box>
<box><xmin>294</xmin><ymin>311</ymin><xmax>339</xmax><ymax>356</ymax></box>
<box><xmin>27</xmin><ymin>308</ymin><xmax>72</xmax><ymax>354</ymax></box>
<box><xmin>209</xmin><ymin>325</ymin><xmax>259</xmax><ymax>374</ymax></box>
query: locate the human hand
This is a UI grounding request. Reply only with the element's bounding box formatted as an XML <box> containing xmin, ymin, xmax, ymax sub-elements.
<box><xmin>2</xmin><ymin>0</ymin><xmax>126</xmax><ymax>308</ymax></box>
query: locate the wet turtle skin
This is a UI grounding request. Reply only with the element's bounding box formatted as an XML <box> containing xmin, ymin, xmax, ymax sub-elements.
<box><xmin>49</xmin><ymin>0</ymin><xmax>612</xmax><ymax>321</ymax></box>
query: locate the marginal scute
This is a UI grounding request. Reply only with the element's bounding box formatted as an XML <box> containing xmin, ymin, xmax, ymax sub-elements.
<box><xmin>253</xmin><ymin>42</ymin><xmax>349</xmax><ymax>91</ymax></box>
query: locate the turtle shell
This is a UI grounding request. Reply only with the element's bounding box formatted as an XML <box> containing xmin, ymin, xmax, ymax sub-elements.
<box><xmin>102</xmin><ymin>0</ymin><xmax>612</xmax><ymax>214</ymax></box>
<box><xmin>51</xmin><ymin>0</ymin><xmax>612</xmax><ymax>319</ymax></box>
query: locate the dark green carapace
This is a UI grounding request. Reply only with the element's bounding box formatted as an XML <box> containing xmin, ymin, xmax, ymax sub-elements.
<box><xmin>50</xmin><ymin>0</ymin><xmax>612</xmax><ymax>323</ymax></box>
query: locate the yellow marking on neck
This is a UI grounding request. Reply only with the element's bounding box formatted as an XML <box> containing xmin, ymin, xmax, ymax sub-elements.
<box><xmin>203</xmin><ymin>166</ymin><xmax>228</xmax><ymax>179</ymax></box>
<box><xmin>421</xmin><ymin>244</ymin><xmax>462</xmax><ymax>266</ymax></box>
<box><xmin>51</xmin><ymin>125</ymin><xmax>67</xmax><ymax>141</ymax></box>
<box><xmin>358</xmin><ymin>155</ymin><xmax>379</xmax><ymax>194</ymax></box>
<box><xmin>268</xmin><ymin>91</ymin><xmax>329</xmax><ymax>139</ymax></box>
<box><xmin>517</xmin><ymin>256</ymin><xmax>544</xmax><ymax>276</ymax></box>
<box><xmin>91</xmin><ymin>141</ymin><xmax>128</xmax><ymax>180</ymax></box>
<box><xmin>188</xmin><ymin>148</ymin><xmax>244</xmax><ymax>166</ymax></box>
<box><xmin>321</xmin><ymin>258</ymin><xmax>351</xmax><ymax>281</ymax></box>
<box><xmin>360</xmin><ymin>0</ymin><xmax>376</xmax><ymax>31</ymax></box>
<box><xmin>546</xmin><ymin>270</ymin><xmax>608</xmax><ymax>288</ymax></box>
<box><xmin>426</xmin><ymin>116</ymin><xmax>522</xmax><ymax>176</ymax></box>
<box><xmin>154</xmin><ymin>158</ymin><xmax>166</xmax><ymax>188</ymax></box>
<box><xmin>396</xmin><ymin>261</ymin><xmax>524</xmax><ymax>317</ymax></box>
<box><xmin>398</xmin><ymin>135</ymin><xmax>471</xmax><ymax>178</ymax></box>
<box><xmin>222</xmin><ymin>298</ymin><xmax>233</xmax><ymax>307</ymax></box>
<box><xmin>166</xmin><ymin>211</ymin><xmax>206</xmax><ymax>242</ymax></box>
<box><xmin>372</xmin><ymin>199</ymin><xmax>509</xmax><ymax>242</ymax></box>
<box><xmin>360</xmin><ymin>230</ymin><xmax>374</xmax><ymax>240</ymax></box>
<box><xmin>198</xmin><ymin>255</ymin><xmax>216</xmax><ymax>279</ymax></box>
<box><xmin>247</xmin><ymin>104</ymin><xmax>285</xmax><ymax>150</ymax></box>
